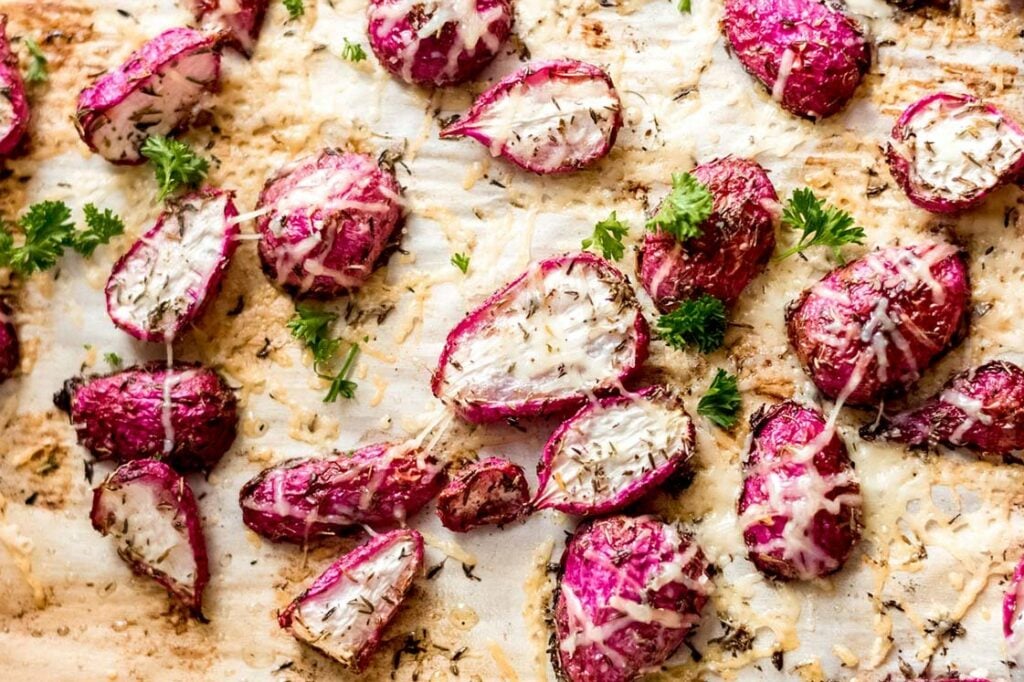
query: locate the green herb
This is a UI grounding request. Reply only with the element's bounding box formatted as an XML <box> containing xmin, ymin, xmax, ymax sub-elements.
<box><xmin>283</xmin><ymin>0</ymin><xmax>304</xmax><ymax>20</ymax></box>
<box><xmin>645</xmin><ymin>172</ymin><xmax>713</xmax><ymax>241</ymax></box>
<box><xmin>140</xmin><ymin>135</ymin><xmax>210</xmax><ymax>201</ymax></box>
<box><xmin>582</xmin><ymin>211</ymin><xmax>629</xmax><ymax>261</ymax></box>
<box><xmin>655</xmin><ymin>294</ymin><xmax>727</xmax><ymax>354</ymax></box>
<box><xmin>677</xmin><ymin>0</ymin><xmax>692</xmax><ymax>12</ymax></box>
<box><xmin>322</xmin><ymin>343</ymin><xmax>359</xmax><ymax>403</ymax></box>
<box><xmin>451</xmin><ymin>252</ymin><xmax>470</xmax><ymax>274</ymax></box>
<box><xmin>341</xmin><ymin>38</ymin><xmax>367</xmax><ymax>62</ymax></box>
<box><xmin>287</xmin><ymin>304</ymin><xmax>358</xmax><ymax>401</ymax></box>
<box><xmin>698</xmin><ymin>369</ymin><xmax>741</xmax><ymax>428</ymax></box>
<box><xmin>24</xmin><ymin>37</ymin><xmax>47</xmax><ymax>84</ymax></box>
<box><xmin>73</xmin><ymin>204</ymin><xmax>125</xmax><ymax>256</ymax></box>
<box><xmin>0</xmin><ymin>201</ymin><xmax>125</xmax><ymax>276</ymax></box>
<box><xmin>777</xmin><ymin>188</ymin><xmax>865</xmax><ymax>262</ymax></box>
<box><xmin>104</xmin><ymin>352</ymin><xmax>123</xmax><ymax>368</ymax></box>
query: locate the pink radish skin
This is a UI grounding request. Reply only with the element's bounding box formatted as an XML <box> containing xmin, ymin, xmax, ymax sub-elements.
<box><xmin>0</xmin><ymin>16</ymin><xmax>29</xmax><ymax>158</ymax></box>
<box><xmin>0</xmin><ymin>300</ymin><xmax>17</xmax><ymax>383</ymax></box>
<box><xmin>367</xmin><ymin>0</ymin><xmax>513</xmax><ymax>87</ymax></box>
<box><xmin>1005</xmin><ymin>552</ymin><xmax>1024</xmax><ymax>662</ymax></box>
<box><xmin>239</xmin><ymin>443</ymin><xmax>445</xmax><ymax>543</ymax></box>
<box><xmin>90</xmin><ymin>459</ymin><xmax>210</xmax><ymax>618</ymax></box>
<box><xmin>436</xmin><ymin>457</ymin><xmax>530</xmax><ymax>532</ymax></box>
<box><xmin>75</xmin><ymin>27</ymin><xmax>221</xmax><ymax>164</ymax></box>
<box><xmin>553</xmin><ymin>515</ymin><xmax>712</xmax><ymax>682</ymax></box>
<box><xmin>786</xmin><ymin>242</ymin><xmax>970</xmax><ymax>406</ymax></box>
<box><xmin>432</xmin><ymin>252</ymin><xmax>650</xmax><ymax>424</ymax></box>
<box><xmin>55</xmin><ymin>362</ymin><xmax>239</xmax><ymax>474</ymax></box>
<box><xmin>886</xmin><ymin>92</ymin><xmax>1024</xmax><ymax>214</ymax></box>
<box><xmin>533</xmin><ymin>386</ymin><xmax>695</xmax><ymax>517</ymax></box>
<box><xmin>190</xmin><ymin>0</ymin><xmax>269</xmax><ymax>57</ymax></box>
<box><xmin>105</xmin><ymin>187</ymin><xmax>239</xmax><ymax>343</ymax></box>
<box><xmin>279</xmin><ymin>529</ymin><xmax>423</xmax><ymax>671</ymax></box>
<box><xmin>739</xmin><ymin>401</ymin><xmax>863</xmax><ymax>581</ymax></box>
<box><xmin>722</xmin><ymin>0</ymin><xmax>870</xmax><ymax>120</ymax></box>
<box><xmin>256</xmin><ymin>149</ymin><xmax>404</xmax><ymax>298</ymax></box>
<box><xmin>638</xmin><ymin>157</ymin><xmax>779</xmax><ymax>313</ymax></box>
<box><xmin>440</xmin><ymin>60</ymin><xmax>622</xmax><ymax>175</ymax></box>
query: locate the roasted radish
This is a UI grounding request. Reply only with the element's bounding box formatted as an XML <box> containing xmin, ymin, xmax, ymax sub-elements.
<box><xmin>553</xmin><ymin>515</ymin><xmax>712</xmax><ymax>682</ymax></box>
<box><xmin>739</xmin><ymin>401</ymin><xmax>862</xmax><ymax>581</ymax></box>
<box><xmin>0</xmin><ymin>300</ymin><xmax>17</xmax><ymax>383</ymax></box>
<box><xmin>105</xmin><ymin>187</ymin><xmax>239</xmax><ymax>343</ymax></box>
<box><xmin>886</xmin><ymin>92</ymin><xmax>1024</xmax><ymax>214</ymax></box>
<box><xmin>190</xmin><ymin>0</ymin><xmax>269</xmax><ymax>56</ymax></box>
<box><xmin>432</xmin><ymin>252</ymin><xmax>649</xmax><ymax>423</ymax></box>
<box><xmin>786</xmin><ymin>242</ymin><xmax>970</xmax><ymax>406</ymax></box>
<box><xmin>279</xmin><ymin>529</ymin><xmax>423</xmax><ymax>670</ymax></box>
<box><xmin>638</xmin><ymin>157</ymin><xmax>778</xmax><ymax>312</ymax></box>
<box><xmin>722</xmin><ymin>0</ymin><xmax>870</xmax><ymax>119</ymax></box>
<box><xmin>0</xmin><ymin>16</ymin><xmax>28</xmax><ymax>158</ymax></box>
<box><xmin>1005</xmin><ymin>552</ymin><xmax>1024</xmax><ymax>662</ymax></box>
<box><xmin>75</xmin><ymin>28</ymin><xmax>221</xmax><ymax>164</ymax></box>
<box><xmin>367</xmin><ymin>0</ymin><xmax>513</xmax><ymax>87</ymax></box>
<box><xmin>90</xmin><ymin>459</ymin><xmax>210</xmax><ymax>617</ymax></box>
<box><xmin>55</xmin><ymin>362</ymin><xmax>239</xmax><ymax>474</ymax></box>
<box><xmin>256</xmin><ymin>149</ymin><xmax>404</xmax><ymax>298</ymax></box>
<box><xmin>436</xmin><ymin>457</ymin><xmax>529</xmax><ymax>532</ymax></box>
<box><xmin>440</xmin><ymin>60</ymin><xmax>622</xmax><ymax>174</ymax></box>
<box><xmin>533</xmin><ymin>387</ymin><xmax>694</xmax><ymax>516</ymax></box>
<box><xmin>239</xmin><ymin>443</ymin><xmax>445</xmax><ymax>543</ymax></box>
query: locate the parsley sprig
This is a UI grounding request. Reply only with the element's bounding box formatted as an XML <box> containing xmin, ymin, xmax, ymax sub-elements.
<box><xmin>677</xmin><ymin>0</ymin><xmax>692</xmax><ymax>12</ymax></box>
<box><xmin>582</xmin><ymin>211</ymin><xmax>629</xmax><ymax>261</ymax></box>
<box><xmin>697</xmin><ymin>369</ymin><xmax>741</xmax><ymax>428</ymax></box>
<box><xmin>646</xmin><ymin>172</ymin><xmax>713</xmax><ymax>241</ymax></box>
<box><xmin>24</xmin><ymin>37</ymin><xmax>47</xmax><ymax>84</ymax></box>
<box><xmin>141</xmin><ymin>136</ymin><xmax>209</xmax><ymax>201</ymax></box>
<box><xmin>287</xmin><ymin>304</ymin><xmax>359</xmax><ymax>403</ymax></box>
<box><xmin>0</xmin><ymin>200</ymin><xmax>124</xmax><ymax>275</ymax></box>
<box><xmin>655</xmin><ymin>294</ymin><xmax>727</xmax><ymax>354</ymax></box>
<box><xmin>777</xmin><ymin>188</ymin><xmax>865</xmax><ymax>262</ymax></box>
<box><xmin>341</xmin><ymin>38</ymin><xmax>367</xmax><ymax>62</ymax></box>
<box><xmin>451</xmin><ymin>252</ymin><xmax>470</xmax><ymax>273</ymax></box>
<box><xmin>283</xmin><ymin>0</ymin><xmax>305</xmax><ymax>20</ymax></box>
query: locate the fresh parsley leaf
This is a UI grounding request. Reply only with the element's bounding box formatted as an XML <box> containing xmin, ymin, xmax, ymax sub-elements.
<box><xmin>677</xmin><ymin>0</ymin><xmax>692</xmax><ymax>12</ymax></box>
<box><xmin>655</xmin><ymin>294</ymin><xmax>727</xmax><ymax>354</ymax></box>
<box><xmin>451</xmin><ymin>252</ymin><xmax>470</xmax><ymax>274</ymax></box>
<box><xmin>104</xmin><ymin>352</ymin><xmax>123</xmax><ymax>368</ymax></box>
<box><xmin>341</xmin><ymin>38</ymin><xmax>367</xmax><ymax>62</ymax></box>
<box><xmin>24</xmin><ymin>37</ymin><xmax>47</xmax><ymax>84</ymax></box>
<box><xmin>698</xmin><ymin>368</ymin><xmax>741</xmax><ymax>429</ymax></box>
<box><xmin>645</xmin><ymin>172</ymin><xmax>713</xmax><ymax>241</ymax></box>
<box><xmin>0</xmin><ymin>200</ymin><xmax>75</xmax><ymax>275</ymax></box>
<box><xmin>282</xmin><ymin>0</ymin><xmax>304</xmax><ymax>20</ymax></box>
<box><xmin>777</xmin><ymin>188</ymin><xmax>865</xmax><ymax>262</ymax></box>
<box><xmin>72</xmin><ymin>204</ymin><xmax>124</xmax><ymax>256</ymax></box>
<box><xmin>140</xmin><ymin>135</ymin><xmax>210</xmax><ymax>201</ymax></box>
<box><xmin>322</xmin><ymin>343</ymin><xmax>359</xmax><ymax>403</ymax></box>
<box><xmin>287</xmin><ymin>304</ymin><xmax>340</xmax><ymax>366</ymax></box>
<box><xmin>582</xmin><ymin>211</ymin><xmax>629</xmax><ymax>261</ymax></box>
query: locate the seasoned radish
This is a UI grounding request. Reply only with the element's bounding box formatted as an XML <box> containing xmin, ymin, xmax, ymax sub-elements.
<box><xmin>638</xmin><ymin>157</ymin><xmax>778</xmax><ymax>312</ymax></box>
<box><xmin>533</xmin><ymin>387</ymin><xmax>694</xmax><ymax>516</ymax></box>
<box><xmin>786</xmin><ymin>242</ymin><xmax>970</xmax><ymax>406</ymax></box>
<box><xmin>75</xmin><ymin>27</ymin><xmax>221</xmax><ymax>164</ymax></box>
<box><xmin>722</xmin><ymin>0</ymin><xmax>870</xmax><ymax>119</ymax></box>
<box><xmin>0</xmin><ymin>300</ymin><xmax>17</xmax><ymax>383</ymax></box>
<box><xmin>436</xmin><ymin>457</ymin><xmax>529</xmax><ymax>532</ymax></box>
<box><xmin>862</xmin><ymin>359</ymin><xmax>1024</xmax><ymax>456</ymax></box>
<box><xmin>256</xmin><ymin>149</ymin><xmax>404</xmax><ymax>298</ymax></box>
<box><xmin>1005</xmin><ymin>552</ymin><xmax>1024</xmax><ymax>662</ymax></box>
<box><xmin>432</xmin><ymin>252</ymin><xmax>649</xmax><ymax>423</ymax></box>
<box><xmin>0</xmin><ymin>17</ymin><xmax>29</xmax><ymax>158</ymax></box>
<box><xmin>279</xmin><ymin>529</ymin><xmax>423</xmax><ymax>670</ymax></box>
<box><xmin>239</xmin><ymin>443</ymin><xmax>445</xmax><ymax>543</ymax></box>
<box><xmin>106</xmin><ymin>188</ymin><xmax>239</xmax><ymax>343</ymax></box>
<box><xmin>55</xmin><ymin>362</ymin><xmax>239</xmax><ymax>474</ymax></box>
<box><xmin>739</xmin><ymin>401</ymin><xmax>862</xmax><ymax>581</ymax></box>
<box><xmin>190</xmin><ymin>0</ymin><xmax>269</xmax><ymax>56</ymax></box>
<box><xmin>553</xmin><ymin>515</ymin><xmax>712</xmax><ymax>682</ymax></box>
<box><xmin>367</xmin><ymin>0</ymin><xmax>513</xmax><ymax>87</ymax></box>
<box><xmin>886</xmin><ymin>92</ymin><xmax>1024</xmax><ymax>214</ymax></box>
<box><xmin>440</xmin><ymin>60</ymin><xmax>622</xmax><ymax>174</ymax></box>
<box><xmin>90</xmin><ymin>459</ymin><xmax>210</xmax><ymax>617</ymax></box>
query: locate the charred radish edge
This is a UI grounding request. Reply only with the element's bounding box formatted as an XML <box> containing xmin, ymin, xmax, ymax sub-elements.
<box><xmin>0</xmin><ymin>16</ymin><xmax>29</xmax><ymax>158</ymax></box>
<box><xmin>435</xmin><ymin>456</ymin><xmax>531</xmax><ymax>532</ymax></box>
<box><xmin>90</xmin><ymin>459</ymin><xmax>210</xmax><ymax>618</ymax></box>
<box><xmin>75</xmin><ymin>28</ymin><xmax>221</xmax><ymax>165</ymax></box>
<box><xmin>105</xmin><ymin>187</ymin><xmax>240</xmax><ymax>343</ymax></box>
<box><xmin>440</xmin><ymin>59</ymin><xmax>622</xmax><ymax>175</ymax></box>
<box><xmin>431</xmin><ymin>251</ymin><xmax>649</xmax><ymax>423</ymax></box>
<box><xmin>191</xmin><ymin>0</ymin><xmax>270</xmax><ymax>57</ymax></box>
<box><xmin>533</xmin><ymin>386</ymin><xmax>695</xmax><ymax>516</ymax></box>
<box><xmin>279</xmin><ymin>528</ymin><xmax>424</xmax><ymax>671</ymax></box>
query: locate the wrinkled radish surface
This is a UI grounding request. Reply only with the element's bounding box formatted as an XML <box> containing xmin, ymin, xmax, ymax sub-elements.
<box><xmin>440</xmin><ymin>60</ymin><xmax>622</xmax><ymax>174</ymax></box>
<box><xmin>554</xmin><ymin>516</ymin><xmax>711</xmax><ymax>682</ymax></box>
<box><xmin>432</xmin><ymin>252</ymin><xmax>649</xmax><ymax>423</ymax></box>
<box><xmin>786</xmin><ymin>242</ymin><xmax>970</xmax><ymax>406</ymax></box>
<box><xmin>256</xmin><ymin>149</ymin><xmax>403</xmax><ymax>297</ymax></box>
<box><xmin>436</xmin><ymin>457</ymin><xmax>529</xmax><ymax>532</ymax></box>
<box><xmin>75</xmin><ymin>28</ymin><xmax>220</xmax><ymax>164</ymax></box>
<box><xmin>739</xmin><ymin>401</ymin><xmax>863</xmax><ymax>581</ymax></box>
<box><xmin>279</xmin><ymin>529</ymin><xmax>423</xmax><ymax>670</ymax></box>
<box><xmin>638</xmin><ymin>156</ymin><xmax>778</xmax><ymax>312</ymax></box>
<box><xmin>0</xmin><ymin>17</ymin><xmax>29</xmax><ymax>158</ymax></box>
<box><xmin>886</xmin><ymin>92</ymin><xmax>1024</xmax><ymax>213</ymax></box>
<box><xmin>0</xmin><ymin>300</ymin><xmax>18</xmax><ymax>383</ymax></box>
<box><xmin>533</xmin><ymin>387</ymin><xmax>694</xmax><ymax>516</ymax></box>
<box><xmin>191</xmin><ymin>0</ymin><xmax>269</xmax><ymax>56</ymax></box>
<box><xmin>106</xmin><ymin>189</ymin><xmax>239</xmax><ymax>343</ymax></box>
<box><xmin>367</xmin><ymin>0</ymin><xmax>512</xmax><ymax>86</ymax></box>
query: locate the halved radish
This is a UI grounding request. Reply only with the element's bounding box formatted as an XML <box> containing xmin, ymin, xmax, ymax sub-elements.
<box><xmin>0</xmin><ymin>16</ymin><xmax>29</xmax><ymax>158</ymax></box>
<box><xmin>0</xmin><ymin>299</ymin><xmax>17</xmax><ymax>383</ymax></box>
<box><xmin>435</xmin><ymin>457</ymin><xmax>530</xmax><ymax>532</ymax></box>
<box><xmin>190</xmin><ymin>0</ymin><xmax>269</xmax><ymax>57</ymax></box>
